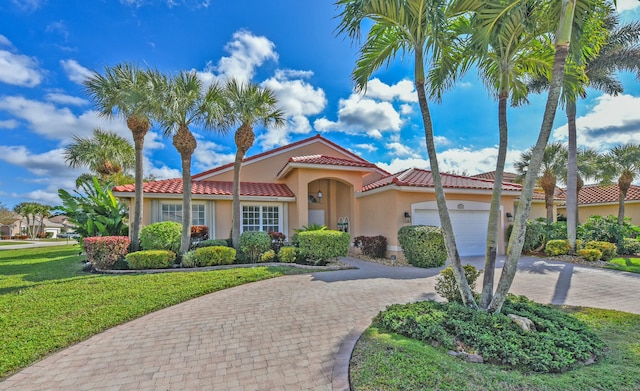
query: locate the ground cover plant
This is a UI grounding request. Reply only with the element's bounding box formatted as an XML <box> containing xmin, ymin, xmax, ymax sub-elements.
<box><xmin>351</xmin><ymin>304</ymin><xmax>640</xmax><ymax>390</ymax></box>
<box><xmin>0</xmin><ymin>245</ymin><xmax>305</xmax><ymax>378</ymax></box>
<box><xmin>607</xmin><ymin>257</ymin><xmax>640</xmax><ymax>273</ymax></box>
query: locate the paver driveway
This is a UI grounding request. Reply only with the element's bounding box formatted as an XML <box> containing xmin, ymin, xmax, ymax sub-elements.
<box><xmin>2</xmin><ymin>256</ymin><xmax>638</xmax><ymax>391</ymax></box>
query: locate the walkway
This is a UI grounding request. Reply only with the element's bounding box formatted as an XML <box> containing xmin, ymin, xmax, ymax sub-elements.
<box><xmin>0</xmin><ymin>240</ymin><xmax>75</xmax><ymax>250</ymax></box>
<box><xmin>1</xmin><ymin>256</ymin><xmax>638</xmax><ymax>391</ymax></box>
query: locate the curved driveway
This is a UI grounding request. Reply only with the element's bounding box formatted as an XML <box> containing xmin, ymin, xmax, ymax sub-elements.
<box><xmin>2</xmin><ymin>256</ymin><xmax>638</xmax><ymax>391</ymax></box>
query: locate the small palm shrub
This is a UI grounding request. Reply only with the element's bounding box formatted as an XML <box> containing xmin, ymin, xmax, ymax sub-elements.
<box><xmin>354</xmin><ymin>235</ymin><xmax>387</xmax><ymax>258</ymax></box>
<box><xmin>577</xmin><ymin>249</ymin><xmax>602</xmax><ymax>262</ymax></box>
<box><xmin>239</xmin><ymin>231</ymin><xmax>271</xmax><ymax>263</ymax></box>
<box><xmin>125</xmin><ymin>250</ymin><xmax>176</xmax><ymax>269</ymax></box>
<box><xmin>545</xmin><ymin>240</ymin><xmax>570</xmax><ymax>256</ymax></box>
<box><xmin>193</xmin><ymin>246</ymin><xmax>236</xmax><ymax>266</ymax></box>
<box><xmin>139</xmin><ymin>221</ymin><xmax>182</xmax><ymax>252</ymax></box>
<box><xmin>83</xmin><ymin>236</ymin><xmax>130</xmax><ymax>270</ymax></box>
<box><xmin>278</xmin><ymin>246</ymin><xmax>297</xmax><ymax>263</ymax></box>
<box><xmin>584</xmin><ymin>241</ymin><xmax>617</xmax><ymax>261</ymax></box>
<box><xmin>397</xmin><ymin>225</ymin><xmax>447</xmax><ymax>268</ymax></box>
<box><xmin>434</xmin><ymin>264</ymin><xmax>483</xmax><ymax>303</ymax></box>
<box><xmin>297</xmin><ymin>230</ymin><xmax>350</xmax><ymax>265</ymax></box>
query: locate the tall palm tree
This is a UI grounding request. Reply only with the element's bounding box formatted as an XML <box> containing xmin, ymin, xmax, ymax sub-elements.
<box><xmin>64</xmin><ymin>128</ymin><xmax>135</xmax><ymax>180</ymax></box>
<box><xmin>558</xmin><ymin>147</ymin><xmax>600</xmax><ymax>225</ymax></box>
<box><xmin>515</xmin><ymin>142</ymin><xmax>568</xmax><ymax>222</ymax></box>
<box><xmin>336</xmin><ymin>0</ymin><xmax>479</xmax><ymax>307</ymax></box>
<box><xmin>224</xmin><ymin>80</ymin><xmax>285</xmax><ymax>250</ymax></box>
<box><xmin>601</xmin><ymin>144</ymin><xmax>640</xmax><ymax>224</ymax></box>
<box><xmin>85</xmin><ymin>63</ymin><xmax>157</xmax><ymax>252</ymax></box>
<box><xmin>13</xmin><ymin>202</ymin><xmax>36</xmax><ymax>238</ymax></box>
<box><xmin>151</xmin><ymin>70</ymin><xmax>227</xmax><ymax>254</ymax></box>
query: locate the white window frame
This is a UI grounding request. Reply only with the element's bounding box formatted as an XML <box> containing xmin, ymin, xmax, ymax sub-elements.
<box><xmin>160</xmin><ymin>202</ymin><xmax>207</xmax><ymax>226</ymax></box>
<box><xmin>241</xmin><ymin>203</ymin><xmax>283</xmax><ymax>233</ymax></box>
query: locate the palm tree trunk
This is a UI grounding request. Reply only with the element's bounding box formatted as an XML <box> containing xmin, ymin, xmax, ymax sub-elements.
<box><xmin>173</xmin><ymin>125</ymin><xmax>197</xmax><ymax>255</ymax></box>
<box><xmin>618</xmin><ymin>174</ymin><xmax>631</xmax><ymax>224</ymax></box>
<box><xmin>489</xmin><ymin>0</ymin><xmax>575</xmax><ymax>312</ymax></box>
<box><xmin>131</xmin><ymin>138</ymin><xmax>144</xmax><ymax>252</ymax></box>
<box><xmin>566</xmin><ymin>100</ymin><xmax>578</xmax><ymax>253</ymax></box>
<box><xmin>231</xmin><ymin>150</ymin><xmax>244</xmax><ymax>250</ymax></box>
<box><xmin>480</xmin><ymin>90</ymin><xmax>508</xmax><ymax>309</ymax></box>
<box><xmin>414</xmin><ymin>49</ymin><xmax>476</xmax><ymax>309</ymax></box>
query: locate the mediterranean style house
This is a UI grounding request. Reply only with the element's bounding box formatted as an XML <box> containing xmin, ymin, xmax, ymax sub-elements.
<box><xmin>113</xmin><ymin>135</ymin><xmax>525</xmax><ymax>258</ymax></box>
<box><xmin>556</xmin><ymin>184</ymin><xmax>640</xmax><ymax>224</ymax></box>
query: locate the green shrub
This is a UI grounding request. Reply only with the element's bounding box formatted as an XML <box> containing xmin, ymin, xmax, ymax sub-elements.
<box><xmin>239</xmin><ymin>231</ymin><xmax>271</xmax><ymax>263</ymax></box>
<box><xmin>181</xmin><ymin>250</ymin><xmax>199</xmax><ymax>268</ymax></box>
<box><xmin>261</xmin><ymin>249</ymin><xmax>276</xmax><ymax>262</ymax></box>
<box><xmin>278</xmin><ymin>246</ymin><xmax>297</xmax><ymax>263</ymax></box>
<box><xmin>620</xmin><ymin>238</ymin><xmax>640</xmax><ymax>255</ymax></box>
<box><xmin>190</xmin><ymin>225</ymin><xmax>209</xmax><ymax>242</ymax></box>
<box><xmin>125</xmin><ymin>250</ymin><xmax>176</xmax><ymax>269</ymax></box>
<box><xmin>354</xmin><ymin>235</ymin><xmax>387</xmax><ymax>258</ymax></box>
<box><xmin>578</xmin><ymin>215</ymin><xmax>639</xmax><ymax>253</ymax></box>
<box><xmin>577</xmin><ymin>248</ymin><xmax>602</xmax><ymax>262</ymax></box>
<box><xmin>192</xmin><ymin>239</ymin><xmax>229</xmax><ymax>249</ymax></box>
<box><xmin>397</xmin><ymin>225</ymin><xmax>447</xmax><ymax>268</ymax></box>
<box><xmin>298</xmin><ymin>230</ymin><xmax>350</xmax><ymax>265</ymax></box>
<box><xmin>545</xmin><ymin>240</ymin><xmax>570</xmax><ymax>256</ymax></box>
<box><xmin>584</xmin><ymin>241</ymin><xmax>617</xmax><ymax>261</ymax></box>
<box><xmin>140</xmin><ymin>221</ymin><xmax>182</xmax><ymax>252</ymax></box>
<box><xmin>193</xmin><ymin>246</ymin><xmax>236</xmax><ymax>266</ymax></box>
<box><xmin>434</xmin><ymin>265</ymin><xmax>483</xmax><ymax>303</ymax></box>
<box><xmin>291</xmin><ymin>224</ymin><xmax>326</xmax><ymax>247</ymax></box>
<box><xmin>83</xmin><ymin>236</ymin><xmax>130</xmax><ymax>270</ymax></box>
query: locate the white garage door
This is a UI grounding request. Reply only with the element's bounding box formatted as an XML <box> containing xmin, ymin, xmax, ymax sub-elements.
<box><xmin>413</xmin><ymin>209</ymin><xmax>489</xmax><ymax>257</ymax></box>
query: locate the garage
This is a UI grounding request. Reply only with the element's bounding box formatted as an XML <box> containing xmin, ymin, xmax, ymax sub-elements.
<box><xmin>412</xmin><ymin>201</ymin><xmax>491</xmax><ymax>257</ymax></box>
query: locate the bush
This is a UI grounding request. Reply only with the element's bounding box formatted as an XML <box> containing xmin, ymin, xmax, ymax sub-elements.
<box><xmin>125</xmin><ymin>250</ymin><xmax>176</xmax><ymax>269</ymax></box>
<box><xmin>577</xmin><ymin>248</ymin><xmax>602</xmax><ymax>262</ymax></box>
<box><xmin>192</xmin><ymin>239</ymin><xmax>229</xmax><ymax>249</ymax></box>
<box><xmin>268</xmin><ymin>231</ymin><xmax>286</xmax><ymax>253</ymax></box>
<box><xmin>190</xmin><ymin>225</ymin><xmax>209</xmax><ymax>243</ymax></box>
<box><xmin>620</xmin><ymin>238</ymin><xmax>640</xmax><ymax>255</ymax></box>
<box><xmin>261</xmin><ymin>249</ymin><xmax>276</xmax><ymax>262</ymax></box>
<box><xmin>298</xmin><ymin>230</ymin><xmax>350</xmax><ymax>265</ymax></box>
<box><xmin>354</xmin><ymin>235</ymin><xmax>387</xmax><ymax>258</ymax></box>
<box><xmin>434</xmin><ymin>265</ymin><xmax>483</xmax><ymax>303</ymax></box>
<box><xmin>291</xmin><ymin>224</ymin><xmax>326</xmax><ymax>247</ymax></box>
<box><xmin>83</xmin><ymin>236</ymin><xmax>130</xmax><ymax>270</ymax></box>
<box><xmin>545</xmin><ymin>240</ymin><xmax>570</xmax><ymax>256</ymax></box>
<box><xmin>239</xmin><ymin>231</ymin><xmax>271</xmax><ymax>263</ymax></box>
<box><xmin>139</xmin><ymin>221</ymin><xmax>182</xmax><ymax>252</ymax></box>
<box><xmin>193</xmin><ymin>246</ymin><xmax>236</xmax><ymax>266</ymax></box>
<box><xmin>584</xmin><ymin>241</ymin><xmax>617</xmax><ymax>261</ymax></box>
<box><xmin>181</xmin><ymin>250</ymin><xmax>199</xmax><ymax>268</ymax></box>
<box><xmin>278</xmin><ymin>246</ymin><xmax>297</xmax><ymax>263</ymax></box>
<box><xmin>397</xmin><ymin>225</ymin><xmax>447</xmax><ymax>268</ymax></box>
<box><xmin>578</xmin><ymin>215</ymin><xmax>639</xmax><ymax>252</ymax></box>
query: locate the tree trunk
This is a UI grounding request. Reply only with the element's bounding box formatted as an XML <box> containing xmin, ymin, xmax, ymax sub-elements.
<box><xmin>480</xmin><ymin>89</ymin><xmax>508</xmax><ymax>309</ymax></box>
<box><xmin>618</xmin><ymin>173</ymin><xmax>631</xmax><ymax>224</ymax></box>
<box><xmin>566</xmin><ymin>101</ymin><xmax>577</xmax><ymax>253</ymax></box>
<box><xmin>414</xmin><ymin>49</ymin><xmax>476</xmax><ymax>308</ymax></box>
<box><xmin>127</xmin><ymin>115</ymin><xmax>149</xmax><ymax>253</ymax></box>
<box><xmin>231</xmin><ymin>123</ymin><xmax>255</xmax><ymax>250</ymax></box>
<box><xmin>489</xmin><ymin>0</ymin><xmax>574</xmax><ymax>312</ymax></box>
<box><xmin>172</xmin><ymin>125</ymin><xmax>197</xmax><ymax>255</ymax></box>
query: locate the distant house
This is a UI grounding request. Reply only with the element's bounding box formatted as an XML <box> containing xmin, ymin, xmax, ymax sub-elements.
<box><xmin>557</xmin><ymin>184</ymin><xmax>640</xmax><ymax>224</ymax></box>
<box><xmin>0</xmin><ymin>213</ymin><xmax>23</xmax><ymax>238</ymax></box>
<box><xmin>114</xmin><ymin>135</ymin><xmax>526</xmax><ymax>257</ymax></box>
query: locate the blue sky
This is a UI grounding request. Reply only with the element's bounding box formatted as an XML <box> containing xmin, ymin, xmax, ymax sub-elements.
<box><xmin>1</xmin><ymin>0</ymin><xmax>640</xmax><ymax>208</ymax></box>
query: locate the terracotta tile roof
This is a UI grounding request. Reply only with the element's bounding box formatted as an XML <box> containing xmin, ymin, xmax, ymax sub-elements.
<box><xmin>288</xmin><ymin>154</ymin><xmax>377</xmax><ymax>168</ymax></box>
<box><xmin>362</xmin><ymin>168</ymin><xmax>523</xmax><ymax>192</ymax></box>
<box><xmin>573</xmin><ymin>184</ymin><xmax>640</xmax><ymax>205</ymax></box>
<box><xmin>113</xmin><ymin>179</ymin><xmax>295</xmax><ymax>198</ymax></box>
<box><xmin>471</xmin><ymin>171</ymin><xmax>519</xmax><ymax>183</ymax></box>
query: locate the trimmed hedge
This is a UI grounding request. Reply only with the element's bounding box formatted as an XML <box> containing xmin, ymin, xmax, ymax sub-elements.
<box><xmin>239</xmin><ymin>231</ymin><xmax>271</xmax><ymax>263</ymax></box>
<box><xmin>298</xmin><ymin>230</ymin><xmax>350</xmax><ymax>265</ymax></box>
<box><xmin>354</xmin><ymin>235</ymin><xmax>387</xmax><ymax>258</ymax></box>
<box><xmin>545</xmin><ymin>239</ymin><xmax>570</xmax><ymax>256</ymax></box>
<box><xmin>193</xmin><ymin>239</ymin><xmax>229</xmax><ymax>249</ymax></box>
<box><xmin>83</xmin><ymin>236</ymin><xmax>130</xmax><ymax>270</ymax></box>
<box><xmin>193</xmin><ymin>246</ymin><xmax>236</xmax><ymax>266</ymax></box>
<box><xmin>577</xmin><ymin>248</ymin><xmax>602</xmax><ymax>262</ymax></box>
<box><xmin>278</xmin><ymin>246</ymin><xmax>297</xmax><ymax>263</ymax></box>
<box><xmin>584</xmin><ymin>241</ymin><xmax>617</xmax><ymax>261</ymax></box>
<box><xmin>125</xmin><ymin>250</ymin><xmax>176</xmax><ymax>269</ymax></box>
<box><xmin>140</xmin><ymin>221</ymin><xmax>182</xmax><ymax>252</ymax></box>
<box><xmin>397</xmin><ymin>225</ymin><xmax>447</xmax><ymax>268</ymax></box>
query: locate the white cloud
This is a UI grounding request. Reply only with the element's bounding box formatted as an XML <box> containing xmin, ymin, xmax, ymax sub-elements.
<box><xmin>365</xmin><ymin>78</ymin><xmax>418</xmax><ymax>103</ymax></box>
<box><xmin>0</xmin><ymin>37</ymin><xmax>42</xmax><ymax>87</ymax></box>
<box><xmin>386</xmin><ymin>142</ymin><xmax>419</xmax><ymax>158</ymax></box>
<box><xmin>192</xmin><ymin>139</ymin><xmax>235</xmax><ymax>173</ymax></box>
<box><xmin>314</xmin><ymin>94</ymin><xmax>403</xmax><ymax>136</ymax></box>
<box><xmin>144</xmin><ymin>157</ymin><xmax>181</xmax><ymax>180</ymax></box>
<box><xmin>46</xmin><ymin>21</ymin><xmax>69</xmax><ymax>40</ymax></box>
<box><xmin>552</xmin><ymin>94</ymin><xmax>640</xmax><ymax>151</ymax></box>
<box><xmin>400</xmin><ymin>104</ymin><xmax>413</xmax><ymax>115</ymax></box>
<box><xmin>355</xmin><ymin>143</ymin><xmax>377</xmax><ymax>153</ymax></box>
<box><xmin>45</xmin><ymin>93</ymin><xmax>88</xmax><ymax>106</ymax></box>
<box><xmin>60</xmin><ymin>59</ymin><xmax>93</xmax><ymax>84</ymax></box>
<box><xmin>618</xmin><ymin>0</ymin><xmax>640</xmax><ymax>12</ymax></box>
<box><xmin>0</xmin><ymin>119</ymin><xmax>19</xmax><ymax>129</ymax></box>
<box><xmin>11</xmin><ymin>0</ymin><xmax>43</xmax><ymax>12</ymax></box>
<box><xmin>376</xmin><ymin>157</ymin><xmax>430</xmax><ymax>174</ymax></box>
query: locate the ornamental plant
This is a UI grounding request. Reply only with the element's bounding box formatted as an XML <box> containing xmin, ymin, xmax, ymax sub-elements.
<box><xmin>397</xmin><ymin>225</ymin><xmax>447</xmax><ymax>268</ymax></box>
<box><xmin>353</xmin><ymin>235</ymin><xmax>387</xmax><ymax>258</ymax></box>
<box><xmin>193</xmin><ymin>246</ymin><xmax>236</xmax><ymax>266</ymax></box>
<box><xmin>297</xmin><ymin>230</ymin><xmax>349</xmax><ymax>265</ymax></box>
<box><xmin>545</xmin><ymin>240</ymin><xmax>570</xmax><ymax>256</ymax></box>
<box><xmin>435</xmin><ymin>264</ymin><xmax>483</xmax><ymax>303</ymax></box>
<box><xmin>577</xmin><ymin>248</ymin><xmax>602</xmax><ymax>262</ymax></box>
<box><xmin>239</xmin><ymin>231</ymin><xmax>271</xmax><ymax>263</ymax></box>
<box><xmin>278</xmin><ymin>246</ymin><xmax>297</xmax><ymax>263</ymax></box>
<box><xmin>125</xmin><ymin>250</ymin><xmax>176</xmax><ymax>269</ymax></box>
<box><xmin>139</xmin><ymin>221</ymin><xmax>182</xmax><ymax>252</ymax></box>
<box><xmin>584</xmin><ymin>241</ymin><xmax>617</xmax><ymax>261</ymax></box>
<box><xmin>83</xmin><ymin>236</ymin><xmax>130</xmax><ymax>270</ymax></box>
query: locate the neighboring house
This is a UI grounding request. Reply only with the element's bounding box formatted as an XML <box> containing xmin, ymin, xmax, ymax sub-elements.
<box><xmin>113</xmin><ymin>135</ymin><xmax>523</xmax><ymax>257</ymax></box>
<box><xmin>20</xmin><ymin>216</ymin><xmax>66</xmax><ymax>238</ymax></box>
<box><xmin>557</xmin><ymin>184</ymin><xmax>640</xmax><ymax>224</ymax></box>
<box><xmin>0</xmin><ymin>213</ymin><xmax>23</xmax><ymax>238</ymax></box>
<box><xmin>49</xmin><ymin>215</ymin><xmax>77</xmax><ymax>233</ymax></box>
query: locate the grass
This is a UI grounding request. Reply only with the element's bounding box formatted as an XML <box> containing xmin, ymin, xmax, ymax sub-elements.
<box><xmin>350</xmin><ymin>307</ymin><xmax>640</xmax><ymax>391</ymax></box>
<box><xmin>607</xmin><ymin>257</ymin><xmax>640</xmax><ymax>273</ymax></box>
<box><xmin>0</xmin><ymin>245</ymin><xmax>307</xmax><ymax>379</ymax></box>
<box><xmin>0</xmin><ymin>242</ymin><xmax>30</xmax><ymax>246</ymax></box>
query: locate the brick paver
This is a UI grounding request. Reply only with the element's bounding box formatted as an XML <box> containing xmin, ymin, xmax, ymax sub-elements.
<box><xmin>1</xmin><ymin>256</ymin><xmax>638</xmax><ymax>390</ymax></box>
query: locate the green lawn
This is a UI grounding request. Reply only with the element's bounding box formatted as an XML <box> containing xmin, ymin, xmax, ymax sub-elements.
<box><xmin>607</xmin><ymin>257</ymin><xmax>640</xmax><ymax>273</ymax></box>
<box><xmin>0</xmin><ymin>245</ymin><xmax>305</xmax><ymax>379</ymax></box>
<box><xmin>350</xmin><ymin>307</ymin><xmax>640</xmax><ymax>391</ymax></box>
<box><xmin>0</xmin><ymin>241</ymin><xmax>31</xmax><ymax>246</ymax></box>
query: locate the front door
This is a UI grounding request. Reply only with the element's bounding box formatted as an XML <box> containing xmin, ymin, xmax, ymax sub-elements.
<box><xmin>308</xmin><ymin>209</ymin><xmax>325</xmax><ymax>226</ymax></box>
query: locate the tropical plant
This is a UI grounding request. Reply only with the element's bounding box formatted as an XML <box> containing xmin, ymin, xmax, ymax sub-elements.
<box><xmin>85</xmin><ymin>63</ymin><xmax>157</xmax><ymax>252</ymax></box>
<box><xmin>601</xmin><ymin>144</ymin><xmax>640</xmax><ymax>224</ymax></box>
<box><xmin>13</xmin><ymin>202</ymin><xmax>50</xmax><ymax>239</ymax></box>
<box><xmin>57</xmin><ymin>176</ymin><xmax>129</xmax><ymax>237</ymax></box>
<box><xmin>224</xmin><ymin>79</ymin><xmax>285</xmax><ymax>250</ymax></box>
<box><xmin>151</xmin><ymin>70</ymin><xmax>227</xmax><ymax>254</ymax></box>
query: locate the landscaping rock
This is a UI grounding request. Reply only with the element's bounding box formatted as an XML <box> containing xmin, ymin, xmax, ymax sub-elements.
<box><xmin>465</xmin><ymin>353</ymin><xmax>484</xmax><ymax>363</ymax></box>
<box><xmin>508</xmin><ymin>314</ymin><xmax>537</xmax><ymax>332</ymax></box>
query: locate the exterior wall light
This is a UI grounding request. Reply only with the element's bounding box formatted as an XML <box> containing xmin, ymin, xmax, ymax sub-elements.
<box><xmin>404</xmin><ymin>211</ymin><xmax>411</xmax><ymax>223</ymax></box>
<box><xmin>506</xmin><ymin>212</ymin><xmax>514</xmax><ymax>222</ymax></box>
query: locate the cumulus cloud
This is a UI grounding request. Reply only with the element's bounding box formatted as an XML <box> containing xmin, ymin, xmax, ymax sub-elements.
<box><xmin>355</xmin><ymin>143</ymin><xmax>377</xmax><ymax>153</ymax></box>
<box><xmin>44</xmin><ymin>93</ymin><xmax>88</xmax><ymax>106</ymax></box>
<box><xmin>0</xmin><ymin>119</ymin><xmax>19</xmax><ymax>129</ymax></box>
<box><xmin>365</xmin><ymin>78</ymin><xmax>417</xmax><ymax>102</ymax></box>
<box><xmin>618</xmin><ymin>0</ymin><xmax>640</xmax><ymax>12</ymax></box>
<box><xmin>0</xmin><ymin>36</ymin><xmax>42</xmax><ymax>87</ymax></box>
<box><xmin>0</xmin><ymin>146</ymin><xmax>80</xmax><ymax>183</ymax></box>
<box><xmin>192</xmin><ymin>139</ymin><xmax>235</xmax><ymax>173</ymax></box>
<box><xmin>60</xmin><ymin>59</ymin><xmax>93</xmax><ymax>84</ymax></box>
<box><xmin>552</xmin><ymin>94</ymin><xmax>640</xmax><ymax>151</ymax></box>
<box><xmin>11</xmin><ymin>0</ymin><xmax>44</xmax><ymax>12</ymax></box>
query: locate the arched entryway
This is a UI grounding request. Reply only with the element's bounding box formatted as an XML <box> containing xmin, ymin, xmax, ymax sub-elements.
<box><xmin>307</xmin><ymin>178</ymin><xmax>353</xmax><ymax>233</ymax></box>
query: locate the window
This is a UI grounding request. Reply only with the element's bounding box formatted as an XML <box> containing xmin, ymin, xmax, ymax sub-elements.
<box><xmin>161</xmin><ymin>204</ymin><xmax>205</xmax><ymax>226</ymax></box>
<box><xmin>242</xmin><ymin>205</ymin><xmax>280</xmax><ymax>232</ymax></box>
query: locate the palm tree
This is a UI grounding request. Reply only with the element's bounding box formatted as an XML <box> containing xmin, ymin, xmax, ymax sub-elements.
<box><xmin>515</xmin><ymin>142</ymin><xmax>568</xmax><ymax>222</ymax></box>
<box><xmin>601</xmin><ymin>144</ymin><xmax>640</xmax><ymax>224</ymax></box>
<box><xmin>13</xmin><ymin>202</ymin><xmax>36</xmax><ymax>238</ymax></box>
<box><xmin>336</xmin><ymin>0</ymin><xmax>479</xmax><ymax>307</ymax></box>
<box><xmin>85</xmin><ymin>63</ymin><xmax>157</xmax><ymax>252</ymax></box>
<box><xmin>224</xmin><ymin>80</ymin><xmax>285</xmax><ymax>250</ymax></box>
<box><xmin>559</xmin><ymin>147</ymin><xmax>600</xmax><ymax>225</ymax></box>
<box><xmin>151</xmin><ymin>70</ymin><xmax>227</xmax><ymax>254</ymax></box>
<box><xmin>64</xmin><ymin>128</ymin><xmax>135</xmax><ymax>181</ymax></box>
